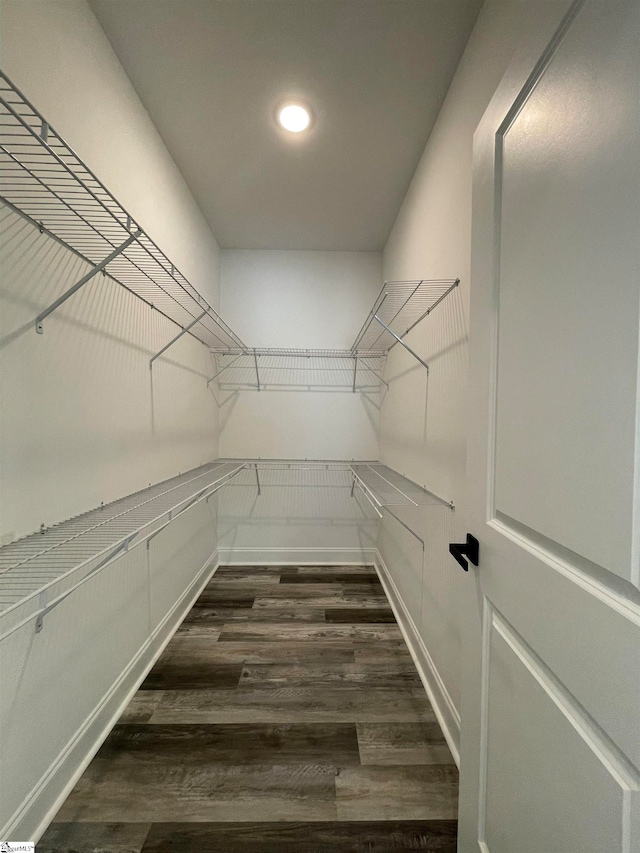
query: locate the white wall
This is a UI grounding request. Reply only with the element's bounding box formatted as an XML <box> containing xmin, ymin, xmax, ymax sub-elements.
<box><xmin>219</xmin><ymin>249</ymin><xmax>381</xmax><ymax>460</ymax></box>
<box><xmin>218</xmin><ymin>250</ymin><xmax>381</xmax><ymax>563</ymax></box>
<box><xmin>217</xmin><ymin>464</ymin><xmax>379</xmax><ymax>566</ymax></box>
<box><xmin>0</xmin><ymin>0</ymin><xmax>222</xmax><ymax>541</ymax></box>
<box><xmin>377</xmin><ymin>0</ymin><xmax>535</xmax><ymax>755</ymax></box>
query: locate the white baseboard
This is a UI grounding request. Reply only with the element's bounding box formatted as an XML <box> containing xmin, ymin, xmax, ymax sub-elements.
<box><xmin>374</xmin><ymin>549</ymin><xmax>461</xmax><ymax>767</ymax></box>
<box><xmin>218</xmin><ymin>547</ymin><xmax>375</xmax><ymax>566</ymax></box>
<box><xmin>6</xmin><ymin>551</ymin><xmax>220</xmax><ymax>843</ymax></box>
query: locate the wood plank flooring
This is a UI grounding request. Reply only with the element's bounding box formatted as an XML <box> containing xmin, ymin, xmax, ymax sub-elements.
<box><xmin>41</xmin><ymin>565</ymin><xmax>458</xmax><ymax>852</ymax></box>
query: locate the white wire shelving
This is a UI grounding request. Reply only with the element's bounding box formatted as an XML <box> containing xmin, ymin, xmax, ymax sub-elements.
<box><xmin>350</xmin><ymin>463</ymin><xmax>450</xmax><ymax>507</ymax></box>
<box><xmin>351</xmin><ymin>278</ymin><xmax>460</xmax><ymax>370</ymax></box>
<box><xmin>220</xmin><ymin>458</ymin><xmax>453</xmax><ymax>545</ymax></box>
<box><xmin>0</xmin><ymin>71</ymin><xmax>245</xmax><ymax>354</ymax></box>
<box><xmin>349</xmin><ymin>463</ymin><xmax>453</xmax><ymax>547</ymax></box>
<box><xmin>209</xmin><ymin>349</ymin><xmax>387</xmax><ymax>392</ymax></box>
<box><xmin>213</xmin><ymin>459</ymin><xmax>452</xmax><ymax>505</ymax></box>
<box><xmin>0</xmin><ymin>461</ymin><xmax>246</xmax><ymax>637</ymax></box>
<box><xmin>220</xmin><ymin>458</ymin><xmax>363</xmax><ymax>493</ymax></box>
<box><xmin>0</xmin><ymin>458</ymin><xmax>454</xmax><ymax>636</ymax></box>
<box><xmin>0</xmin><ymin>72</ymin><xmax>459</xmax><ymax>389</ymax></box>
<box><xmin>209</xmin><ymin>280</ymin><xmax>460</xmax><ymax>391</ymax></box>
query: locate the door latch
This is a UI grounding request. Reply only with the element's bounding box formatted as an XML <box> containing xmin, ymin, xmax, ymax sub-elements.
<box><xmin>449</xmin><ymin>534</ymin><xmax>479</xmax><ymax>571</ymax></box>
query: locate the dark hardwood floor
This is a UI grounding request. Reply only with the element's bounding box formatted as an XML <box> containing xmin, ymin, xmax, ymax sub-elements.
<box><xmin>40</xmin><ymin>565</ymin><xmax>458</xmax><ymax>852</ymax></box>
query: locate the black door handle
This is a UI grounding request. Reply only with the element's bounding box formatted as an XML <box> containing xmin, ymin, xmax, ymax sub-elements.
<box><xmin>449</xmin><ymin>534</ymin><xmax>479</xmax><ymax>571</ymax></box>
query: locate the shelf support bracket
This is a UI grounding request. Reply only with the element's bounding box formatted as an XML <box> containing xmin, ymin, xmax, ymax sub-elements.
<box><xmin>352</xmin><ymin>356</ymin><xmax>358</xmax><ymax>393</ymax></box>
<box><xmin>357</xmin><ymin>358</ymin><xmax>389</xmax><ymax>389</ymax></box>
<box><xmin>150</xmin><ymin>310</ymin><xmax>207</xmax><ymax>369</ymax></box>
<box><xmin>207</xmin><ymin>353</ymin><xmax>245</xmax><ymax>386</ymax></box>
<box><xmin>35</xmin><ymin>533</ymin><xmax>137</xmax><ymax>633</ymax></box>
<box><xmin>373</xmin><ymin>315</ymin><xmax>429</xmax><ymax>372</ymax></box>
<box><xmin>254</xmin><ymin>350</ymin><xmax>261</xmax><ymax>391</ymax></box>
<box><xmin>35</xmin><ymin>231</ymin><xmax>141</xmax><ymax>334</ymax></box>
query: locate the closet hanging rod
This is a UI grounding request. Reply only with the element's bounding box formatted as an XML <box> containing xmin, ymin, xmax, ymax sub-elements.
<box><xmin>350</xmin><ymin>469</ymin><xmax>383</xmax><ymax>508</ymax></box>
<box><xmin>381</xmin><ymin>505</ymin><xmax>425</xmax><ymax>548</ymax></box>
<box><xmin>0</xmin><ymin>70</ymin><xmax>245</xmax><ymax>352</ymax></box>
<box><xmin>350</xmin><ymin>471</ymin><xmax>425</xmax><ymax>546</ymax></box>
<box><xmin>352</xmin><ymin>478</ymin><xmax>383</xmax><ymax>518</ymax></box>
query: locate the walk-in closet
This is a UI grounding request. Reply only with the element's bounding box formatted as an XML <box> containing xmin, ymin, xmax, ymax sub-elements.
<box><xmin>2</xmin><ymin>2</ymin><xmax>639</xmax><ymax>852</ymax></box>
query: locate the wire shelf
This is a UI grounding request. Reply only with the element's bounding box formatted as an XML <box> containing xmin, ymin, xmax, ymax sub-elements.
<box><xmin>0</xmin><ymin>458</ymin><xmax>451</xmax><ymax>629</ymax></box>
<box><xmin>226</xmin><ymin>466</ymin><xmax>355</xmax><ymax>490</ymax></box>
<box><xmin>210</xmin><ymin>349</ymin><xmax>387</xmax><ymax>391</ymax></box>
<box><xmin>220</xmin><ymin>458</ymin><xmax>366</xmax><ymax>490</ymax></box>
<box><xmin>206</xmin><ymin>275</ymin><xmax>460</xmax><ymax>383</ymax></box>
<box><xmin>0</xmin><ymin>461</ymin><xmax>244</xmax><ymax>621</ymax></box>
<box><xmin>213</xmin><ymin>348</ymin><xmax>386</xmax><ymax>358</ymax></box>
<box><xmin>350</xmin><ymin>464</ymin><xmax>451</xmax><ymax>508</ymax></box>
<box><xmin>0</xmin><ymin>74</ymin><xmax>457</xmax><ymax>381</ymax></box>
<box><xmin>351</xmin><ymin>279</ymin><xmax>459</xmax><ymax>353</ymax></box>
<box><xmin>0</xmin><ymin>71</ymin><xmax>245</xmax><ymax>350</ymax></box>
<box><xmin>223</xmin><ymin>458</ymin><xmax>367</xmax><ymax>467</ymax></box>
<box><xmin>220</xmin><ymin>459</ymin><xmax>451</xmax><ymax>508</ymax></box>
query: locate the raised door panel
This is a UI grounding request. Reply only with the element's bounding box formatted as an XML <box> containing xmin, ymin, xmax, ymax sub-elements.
<box><xmin>494</xmin><ymin>0</ymin><xmax>640</xmax><ymax>584</ymax></box>
<box><xmin>482</xmin><ymin>608</ymin><xmax>640</xmax><ymax>853</ymax></box>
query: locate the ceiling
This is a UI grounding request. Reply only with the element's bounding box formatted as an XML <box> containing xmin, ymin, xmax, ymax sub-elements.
<box><xmin>89</xmin><ymin>0</ymin><xmax>482</xmax><ymax>251</ymax></box>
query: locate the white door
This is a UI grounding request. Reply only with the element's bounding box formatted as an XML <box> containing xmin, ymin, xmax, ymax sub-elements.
<box><xmin>458</xmin><ymin>2</ymin><xmax>640</xmax><ymax>852</ymax></box>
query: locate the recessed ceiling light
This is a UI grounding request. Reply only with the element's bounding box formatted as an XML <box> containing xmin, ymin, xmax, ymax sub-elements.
<box><xmin>278</xmin><ymin>103</ymin><xmax>311</xmax><ymax>133</ymax></box>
